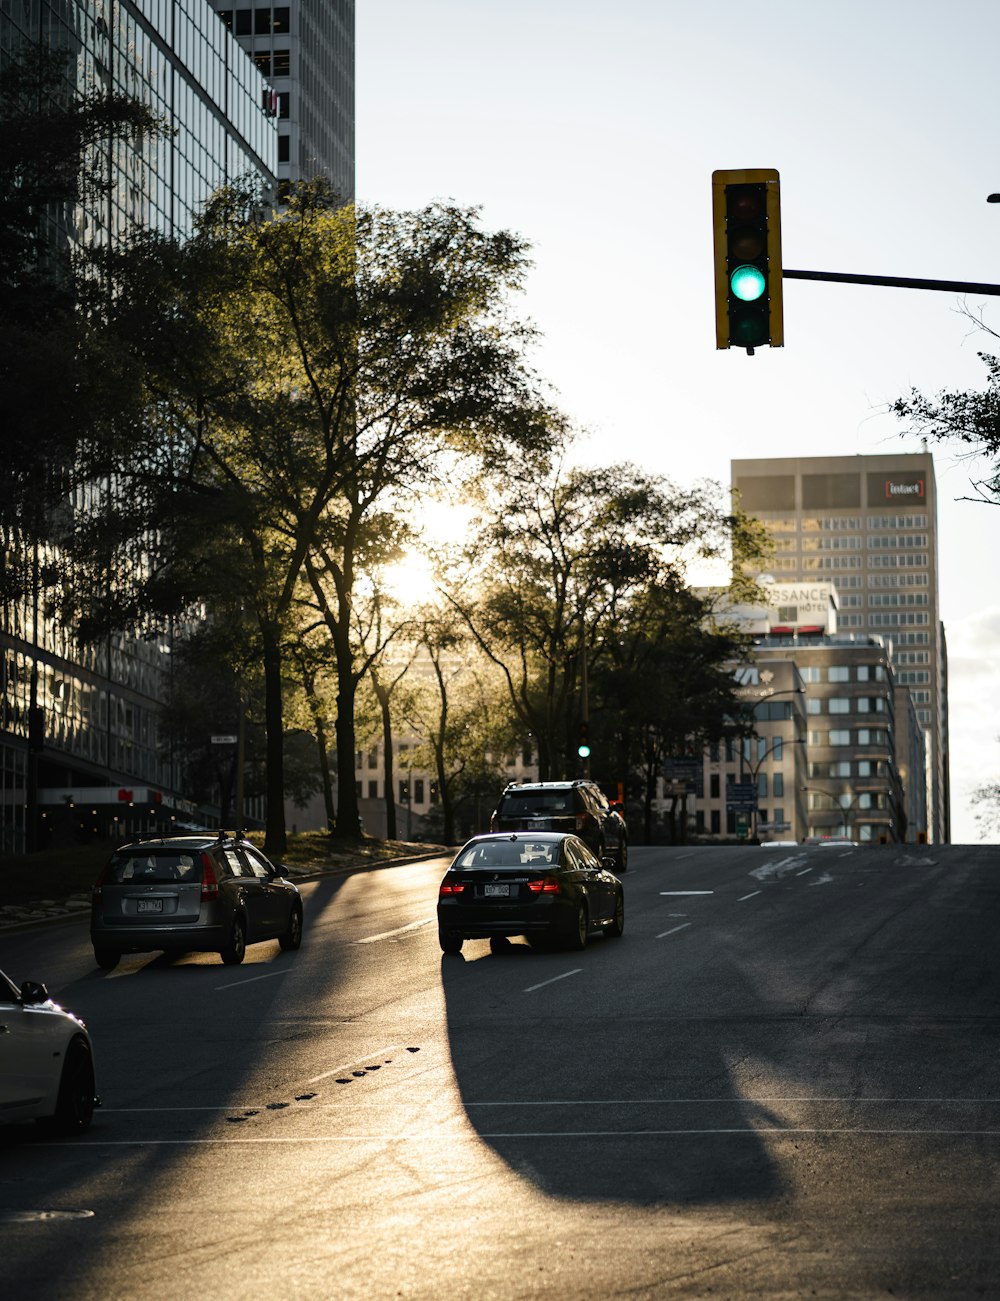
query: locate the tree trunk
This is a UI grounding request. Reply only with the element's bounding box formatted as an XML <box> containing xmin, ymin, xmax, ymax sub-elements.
<box><xmin>332</xmin><ymin>618</ymin><xmax>360</xmax><ymax>841</ymax></box>
<box><xmin>261</xmin><ymin>623</ymin><xmax>286</xmax><ymax>857</ymax></box>
<box><xmin>373</xmin><ymin>673</ymin><xmax>397</xmax><ymax>840</ymax></box>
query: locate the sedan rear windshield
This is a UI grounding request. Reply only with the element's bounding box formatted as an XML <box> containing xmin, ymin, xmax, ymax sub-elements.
<box><xmin>105</xmin><ymin>851</ymin><xmax>202</xmax><ymax>884</ymax></box>
<box><xmin>498</xmin><ymin>792</ymin><xmax>574</xmax><ymax>815</ymax></box>
<box><xmin>455</xmin><ymin>840</ymin><xmax>560</xmax><ymax>869</ymax></box>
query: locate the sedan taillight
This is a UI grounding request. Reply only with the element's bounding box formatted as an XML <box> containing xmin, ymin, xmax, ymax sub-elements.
<box><xmin>200</xmin><ymin>853</ymin><xmax>220</xmax><ymax>901</ymax></box>
<box><xmin>439</xmin><ymin>881</ymin><xmax>467</xmax><ymax>896</ymax></box>
<box><xmin>527</xmin><ymin>878</ymin><xmax>561</xmax><ymax>894</ymax></box>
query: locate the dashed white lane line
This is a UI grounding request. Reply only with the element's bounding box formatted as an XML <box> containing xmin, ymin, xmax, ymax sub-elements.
<box><xmin>353</xmin><ymin>918</ymin><xmax>435</xmax><ymax>943</ymax></box>
<box><xmin>797</xmin><ymin>867</ymin><xmax>813</xmax><ymax>876</ymax></box>
<box><xmin>738</xmin><ymin>891</ymin><xmax>761</xmax><ymax>902</ymax></box>
<box><xmin>656</xmin><ymin>923</ymin><xmax>692</xmax><ymax>939</ymax></box>
<box><xmin>660</xmin><ymin>891</ymin><xmax>714</xmax><ymax>896</ymax></box>
<box><xmin>216</xmin><ymin>970</ymin><xmax>287</xmax><ymax>991</ymax></box>
<box><xmin>524</xmin><ymin>969</ymin><xmax>582</xmax><ymax>993</ymax></box>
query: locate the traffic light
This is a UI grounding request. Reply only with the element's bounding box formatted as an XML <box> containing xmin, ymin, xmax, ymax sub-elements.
<box><xmin>577</xmin><ymin>720</ymin><xmax>591</xmax><ymax>759</ymax></box>
<box><xmin>712</xmin><ymin>168</ymin><xmax>783</xmax><ymax>352</ymax></box>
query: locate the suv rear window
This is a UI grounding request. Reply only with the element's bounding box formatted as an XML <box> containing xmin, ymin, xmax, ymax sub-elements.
<box><xmin>499</xmin><ymin>791</ymin><xmax>574</xmax><ymax>815</ymax></box>
<box><xmin>105</xmin><ymin>850</ymin><xmax>202</xmax><ymax>884</ymax></box>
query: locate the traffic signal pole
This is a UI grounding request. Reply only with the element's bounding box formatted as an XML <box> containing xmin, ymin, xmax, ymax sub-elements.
<box><xmin>783</xmin><ymin>268</ymin><xmax>1000</xmax><ymax>295</ymax></box>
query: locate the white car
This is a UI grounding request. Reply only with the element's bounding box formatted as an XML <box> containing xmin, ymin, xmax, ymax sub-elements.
<box><xmin>0</xmin><ymin>967</ymin><xmax>97</xmax><ymax>1134</ymax></box>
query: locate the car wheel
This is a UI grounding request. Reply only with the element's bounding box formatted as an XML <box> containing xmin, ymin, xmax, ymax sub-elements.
<box><xmin>615</xmin><ymin>838</ymin><xmax>628</xmax><ymax>872</ymax></box>
<box><xmin>606</xmin><ymin>889</ymin><xmax>625</xmax><ymax>938</ymax></box>
<box><xmin>564</xmin><ymin>902</ymin><xmax>588</xmax><ymax>951</ymax></box>
<box><xmin>45</xmin><ymin>1037</ymin><xmax>96</xmax><ymax>1136</ymax></box>
<box><xmin>439</xmin><ymin>929</ymin><xmax>463</xmax><ymax>955</ymax></box>
<box><xmin>220</xmin><ymin>915</ymin><xmax>247</xmax><ymax>965</ymax></box>
<box><xmin>278</xmin><ymin>904</ymin><xmax>303</xmax><ymax>952</ymax></box>
<box><xmin>93</xmin><ymin>946</ymin><xmax>120</xmax><ymax>972</ymax></box>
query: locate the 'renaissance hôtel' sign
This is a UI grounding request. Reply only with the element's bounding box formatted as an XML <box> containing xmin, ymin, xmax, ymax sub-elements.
<box><xmin>764</xmin><ymin>580</ymin><xmax>837</xmax><ymax>632</ymax></box>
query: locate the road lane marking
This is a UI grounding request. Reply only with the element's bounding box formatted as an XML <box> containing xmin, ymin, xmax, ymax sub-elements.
<box><xmin>656</xmin><ymin>923</ymin><xmax>692</xmax><ymax>939</ymax></box>
<box><xmin>307</xmin><ymin>1045</ymin><xmax>400</xmax><ymax>1084</ymax></box>
<box><xmin>738</xmin><ymin>891</ymin><xmax>761</xmax><ymax>902</ymax></box>
<box><xmin>796</xmin><ymin>868</ymin><xmax>813</xmax><ymax>876</ymax></box>
<box><xmin>524</xmin><ymin>969</ymin><xmax>581</xmax><ymax>992</ymax></box>
<box><xmin>659</xmin><ymin>891</ymin><xmax>713</xmax><ymax>896</ymax></box>
<box><xmin>353</xmin><ymin>918</ymin><xmax>434</xmax><ymax>944</ymax></box>
<box><xmin>56</xmin><ymin>1127</ymin><xmax>1000</xmax><ymax>1146</ymax></box>
<box><xmin>215</xmin><ymin>971</ymin><xmax>287</xmax><ymax>991</ymax></box>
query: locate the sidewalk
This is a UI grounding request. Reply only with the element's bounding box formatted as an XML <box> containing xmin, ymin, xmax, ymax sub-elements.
<box><xmin>0</xmin><ymin>847</ymin><xmax>450</xmax><ymax>934</ymax></box>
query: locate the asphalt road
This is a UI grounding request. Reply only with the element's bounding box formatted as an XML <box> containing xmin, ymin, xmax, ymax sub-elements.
<box><xmin>1</xmin><ymin>841</ymin><xmax>998</xmax><ymax>1299</ymax></box>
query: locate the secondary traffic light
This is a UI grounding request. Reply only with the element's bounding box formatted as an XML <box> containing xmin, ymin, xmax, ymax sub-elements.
<box><xmin>712</xmin><ymin>168</ymin><xmax>783</xmax><ymax>352</ymax></box>
<box><xmin>577</xmin><ymin>721</ymin><xmax>591</xmax><ymax>759</ymax></box>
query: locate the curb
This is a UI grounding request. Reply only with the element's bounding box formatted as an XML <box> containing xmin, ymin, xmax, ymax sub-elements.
<box><xmin>0</xmin><ymin>849</ymin><xmax>452</xmax><ymax>935</ymax></box>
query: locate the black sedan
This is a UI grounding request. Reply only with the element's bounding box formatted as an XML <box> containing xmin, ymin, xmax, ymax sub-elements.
<box><xmin>437</xmin><ymin>832</ymin><xmax>624</xmax><ymax>955</ymax></box>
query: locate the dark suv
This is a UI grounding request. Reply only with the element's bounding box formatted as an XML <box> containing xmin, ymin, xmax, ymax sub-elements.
<box><xmin>490</xmin><ymin>780</ymin><xmax>628</xmax><ymax>871</ymax></box>
<box><xmin>90</xmin><ymin>832</ymin><xmax>303</xmax><ymax>970</ymax></box>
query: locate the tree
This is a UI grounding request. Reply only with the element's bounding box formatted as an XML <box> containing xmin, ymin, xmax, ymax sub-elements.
<box><xmin>893</xmin><ymin>342</ymin><xmax>1000</xmax><ymax>506</ymax></box>
<box><xmin>82</xmin><ymin>182</ymin><xmax>558</xmax><ymax>853</ymax></box>
<box><xmin>445</xmin><ymin>448</ymin><xmax>759</xmax><ymax>779</ymax></box>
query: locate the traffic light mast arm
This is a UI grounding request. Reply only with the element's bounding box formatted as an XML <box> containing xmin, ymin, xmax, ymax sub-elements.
<box><xmin>783</xmin><ymin>268</ymin><xmax>1000</xmax><ymax>295</ymax></box>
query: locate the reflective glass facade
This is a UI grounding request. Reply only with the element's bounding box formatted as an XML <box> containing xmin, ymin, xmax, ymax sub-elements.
<box><xmin>0</xmin><ymin>1</ymin><xmax>278</xmax><ymax>851</ymax></box>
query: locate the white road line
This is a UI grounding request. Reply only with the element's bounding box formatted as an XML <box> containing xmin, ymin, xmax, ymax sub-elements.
<box><xmin>796</xmin><ymin>868</ymin><xmax>813</xmax><ymax>876</ymax></box>
<box><xmin>660</xmin><ymin>891</ymin><xmax>713</xmax><ymax>896</ymax></box>
<box><xmin>672</xmin><ymin>852</ymin><xmax>695</xmax><ymax>860</ymax></box>
<box><xmin>215</xmin><ymin>970</ymin><xmax>287</xmax><ymax>991</ymax></box>
<box><xmin>59</xmin><ymin>1127</ymin><xmax>1000</xmax><ymax>1146</ymax></box>
<box><xmin>738</xmin><ymin>891</ymin><xmax>761</xmax><ymax>902</ymax></box>
<box><xmin>656</xmin><ymin>923</ymin><xmax>692</xmax><ymax>939</ymax></box>
<box><xmin>307</xmin><ymin>1044</ymin><xmax>400</xmax><ymax>1084</ymax></box>
<box><xmin>353</xmin><ymin>918</ymin><xmax>434</xmax><ymax>944</ymax></box>
<box><xmin>524</xmin><ymin>969</ymin><xmax>581</xmax><ymax>993</ymax></box>
<box><xmin>100</xmin><ymin>1096</ymin><xmax>1000</xmax><ymax>1113</ymax></box>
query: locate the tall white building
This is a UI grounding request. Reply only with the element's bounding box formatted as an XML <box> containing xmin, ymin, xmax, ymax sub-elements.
<box><xmin>212</xmin><ymin>1</ymin><xmax>355</xmax><ymax>202</ymax></box>
<box><xmin>731</xmin><ymin>452</ymin><xmax>949</xmax><ymax>843</ymax></box>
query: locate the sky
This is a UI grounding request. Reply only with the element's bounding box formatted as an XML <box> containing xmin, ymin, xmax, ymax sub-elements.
<box><xmin>355</xmin><ymin>0</ymin><xmax>1000</xmax><ymax>844</ymax></box>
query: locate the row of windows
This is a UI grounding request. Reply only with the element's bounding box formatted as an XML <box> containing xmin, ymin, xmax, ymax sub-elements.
<box><xmin>869</xmin><ymin>573</ymin><xmax>928</xmax><ymax>588</ymax></box>
<box><xmin>218</xmin><ymin>8</ymin><xmax>291</xmax><ymax>36</ymax></box>
<box><xmin>894</xmin><ymin>651</ymin><xmax>930</xmax><ymax>665</ymax></box>
<box><xmin>897</xmin><ymin>671</ymin><xmax>931</xmax><ymax>685</ymax></box>
<box><xmin>809</xmin><ymin>729</ymin><xmax>890</xmax><ymax>747</ymax></box>
<box><xmin>806</xmin><ymin>697</ymin><xmax>889</xmax><ymax>715</ymax></box>
<box><xmin>798</xmin><ymin>665</ymin><xmax>887</xmax><ymax>683</ymax></box>
<box><xmin>869</xmin><ymin>612</ymin><xmax>929</xmax><ymax>627</ymax></box>
<box><xmin>869</xmin><ymin>553</ymin><xmax>928</xmax><ymax>567</ymax></box>
<box><xmin>869</xmin><ymin>593</ymin><xmax>930</xmax><ymax>607</ymax></box>
<box><xmin>809</xmin><ymin>759</ymin><xmax>887</xmax><ymax>779</ymax></box>
<box><xmin>806</xmin><ymin>791</ymin><xmax>887</xmax><ymax>810</ymax></box>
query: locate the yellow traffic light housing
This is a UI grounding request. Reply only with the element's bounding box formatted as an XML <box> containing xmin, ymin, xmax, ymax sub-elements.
<box><xmin>713</xmin><ymin>168</ymin><xmax>783</xmax><ymax>352</ymax></box>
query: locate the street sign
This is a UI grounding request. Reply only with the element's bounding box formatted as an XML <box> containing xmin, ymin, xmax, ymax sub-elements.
<box><xmin>726</xmin><ymin>780</ymin><xmax>758</xmax><ymax>811</ymax></box>
<box><xmin>210</xmin><ymin>735</ymin><xmax>238</xmax><ymax>745</ymax></box>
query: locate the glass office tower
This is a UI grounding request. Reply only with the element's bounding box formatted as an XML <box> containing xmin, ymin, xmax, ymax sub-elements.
<box><xmin>0</xmin><ymin>0</ymin><xmax>278</xmax><ymax>852</ymax></box>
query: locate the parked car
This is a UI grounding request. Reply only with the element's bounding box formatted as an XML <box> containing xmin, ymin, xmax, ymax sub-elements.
<box><xmin>90</xmin><ymin>832</ymin><xmax>303</xmax><ymax>970</ymax></box>
<box><xmin>0</xmin><ymin>967</ymin><xmax>97</xmax><ymax>1135</ymax></box>
<box><xmin>437</xmin><ymin>831</ymin><xmax>625</xmax><ymax>955</ymax></box>
<box><xmin>490</xmin><ymin>780</ymin><xmax>628</xmax><ymax>871</ymax></box>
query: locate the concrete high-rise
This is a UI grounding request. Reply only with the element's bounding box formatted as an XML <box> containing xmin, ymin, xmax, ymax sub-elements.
<box><xmin>731</xmin><ymin>452</ymin><xmax>949</xmax><ymax>843</ymax></box>
<box><xmin>212</xmin><ymin>2</ymin><xmax>355</xmax><ymax>202</ymax></box>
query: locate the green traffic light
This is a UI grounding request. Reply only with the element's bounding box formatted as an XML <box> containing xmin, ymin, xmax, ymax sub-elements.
<box><xmin>577</xmin><ymin>744</ymin><xmax>591</xmax><ymax>759</ymax></box>
<box><xmin>730</xmin><ymin>264</ymin><xmax>766</xmax><ymax>302</ymax></box>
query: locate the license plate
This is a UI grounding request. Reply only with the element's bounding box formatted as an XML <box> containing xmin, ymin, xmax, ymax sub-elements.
<box><xmin>137</xmin><ymin>898</ymin><xmax>163</xmax><ymax>913</ymax></box>
<box><xmin>484</xmin><ymin>883</ymin><xmax>510</xmax><ymax>897</ymax></box>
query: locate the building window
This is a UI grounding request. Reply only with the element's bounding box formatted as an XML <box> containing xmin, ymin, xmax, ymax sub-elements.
<box><xmin>273</xmin><ymin>48</ymin><xmax>290</xmax><ymax>76</ymax></box>
<box><xmin>773</xmin><ymin>773</ymin><xmax>784</xmax><ymax>797</ymax></box>
<box><xmin>828</xmin><ymin>666</ymin><xmax>850</xmax><ymax>681</ymax></box>
<box><xmin>399</xmin><ymin>780</ymin><xmax>408</xmax><ymax>804</ymax></box>
<box><xmin>710</xmin><ymin>773</ymin><xmax>720</xmax><ymax>798</ymax></box>
<box><xmin>367</xmin><ymin>749</ymin><xmax>377</xmax><ymax>768</ymax></box>
<box><xmin>235</xmin><ymin>9</ymin><xmax>252</xmax><ymax>35</ymax></box>
<box><xmin>278</xmin><ymin>92</ymin><xmax>290</xmax><ymax>118</ymax></box>
<box><xmin>829</xmin><ymin>698</ymin><xmax>851</xmax><ymax>713</ymax></box>
<box><xmin>757</xmin><ymin>773</ymin><xmax>768</xmax><ymax>797</ymax></box>
<box><xmin>273</xmin><ymin>8</ymin><xmax>291</xmax><ymax>33</ymax></box>
<box><xmin>255</xmin><ymin>7</ymin><xmax>271</xmax><ymax>34</ymax></box>
<box><xmin>711</xmin><ymin>810</ymin><xmax>721</xmax><ymax>834</ymax></box>
<box><xmin>414</xmin><ymin>779</ymin><xmax>425</xmax><ymax>804</ymax></box>
<box><xmin>368</xmin><ymin>780</ymin><xmax>378</xmax><ymax>799</ymax></box>
<box><xmin>829</xmin><ymin>729</ymin><xmax>851</xmax><ymax>745</ymax></box>
<box><xmin>278</xmin><ymin>134</ymin><xmax>290</xmax><ymax>162</ymax></box>
<box><xmin>218</xmin><ymin>9</ymin><xmax>234</xmax><ymax>28</ymax></box>
<box><xmin>253</xmin><ymin>52</ymin><xmax>270</xmax><ymax>75</ymax></box>
<box><xmin>355</xmin><ymin>781</ymin><xmax>362</xmax><ymax>797</ymax></box>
